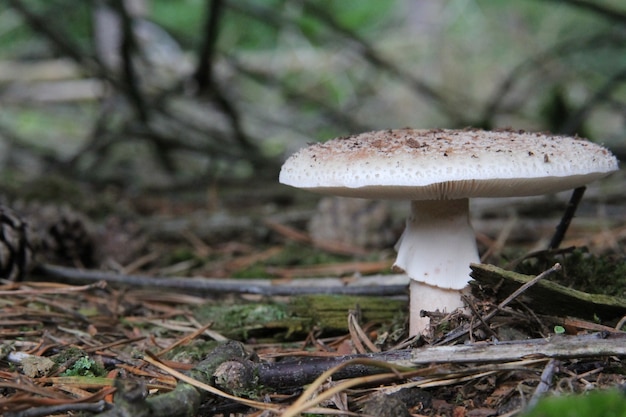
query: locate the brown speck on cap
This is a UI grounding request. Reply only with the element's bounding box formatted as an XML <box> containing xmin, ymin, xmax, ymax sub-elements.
<box><xmin>406</xmin><ymin>138</ymin><xmax>421</xmax><ymax>148</ymax></box>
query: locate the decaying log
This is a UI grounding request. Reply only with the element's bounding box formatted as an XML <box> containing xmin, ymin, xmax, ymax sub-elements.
<box><xmin>190</xmin><ymin>294</ymin><xmax>407</xmax><ymax>340</ymax></box>
<box><xmin>470</xmin><ymin>263</ymin><xmax>626</xmax><ymax>321</ymax></box>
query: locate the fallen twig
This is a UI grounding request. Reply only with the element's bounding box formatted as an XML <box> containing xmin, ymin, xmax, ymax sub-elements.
<box><xmin>5</xmin><ymin>399</ymin><xmax>108</xmax><ymax>417</ymax></box>
<box><xmin>249</xmin><ymin>332</ymin><xmax>626</xmax><ymax>390</ymax></box>
<box><xmin>0</xmin><ymin>281</ymin><xmax>106</xmax><ymax>296</ymax></box>
<box><xmin>529</xmin><ymin>358</ymin><xmax>560</xmax><ymax>408</ymax></box>
<box><xmin>36</xmin><ymin>264</ymin><xmax>409</xmax><ymax>296</ymax></box>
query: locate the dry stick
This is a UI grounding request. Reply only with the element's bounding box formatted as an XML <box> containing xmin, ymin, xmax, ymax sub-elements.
<box><xmin>463</xmin><ymin>295</ymin><xmax>499</xmax><ymax>340</ymax></box>
<box><xmin>83</xmin><ymin>336</ymin><xmax>147</xmax><ymax>354</ymax></box>
<box><xmin>251</xmin><ymin>332</ymin><xmax>626</xmax><ymax>392</ymax></box>
<box><xmin>528</xmin><ymin>358</ymin><xmax>560</xmax><ymax>409</ymax></box>
<box><xmin>548</xmin><ymin>186</ymin><xmax>586</xmax><ymax>250</ymax></box>
<box><xmin>435</xmin><ymin>263</ymin><xmax>562</xmax><ymax>345</ymax></box>
<box><xmin>0</xmin><ymin>281</ymin><xmax>106</xmax><ymax>296</ymax></box>
<box><xmin>5</xmin><ymin>400</ymin><xmax>108</xmax><ymax>417</ymax></box>
<box><xmin>37</xmin><ymin>264</ymin><xmax>408</xmax><ymax>296</ymax></box>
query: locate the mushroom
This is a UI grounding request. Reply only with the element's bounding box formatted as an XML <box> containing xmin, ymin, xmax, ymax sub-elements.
<box><xmin>279</xmin><ymin>128</ymin><xmax>619</xmax><ymax>336</ymax></box>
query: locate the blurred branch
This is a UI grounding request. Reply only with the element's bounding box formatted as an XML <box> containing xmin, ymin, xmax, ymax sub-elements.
<box><xmin>103</xmin><ymin>0</ymin><xmax>183</xmax><ymax>173</ymax></box>
<box><xmin>479</xmin><ymin>31</ymin><xmax>626</xmax><ymax>127</ymax></box>
<box><xmin>193</xmin><ymin>0</ymin><xmax>256</xmax><ymax>154</ymax></box>
<box><xmin>226</xmin><ymin>0</ymin><xmax>465</xmax><ymax>124</ymax></box>
<box><xmin>109</xmin><ymin>0</ymin><xmax>149</xmax><ymax>123</ymax></box>
<box><xmin>298</xmin><ymin>0</ymin><xmax>466</xmax><ymax>124</ymax></box>
<box><xmin>6</xmin><ymin>0</ymin><xmax>99</xmax><ymax>72</ymax></box>
<box><xmin>6</xmin><ymin>0</ymin><xmax>276</xmax><ymax>183</ymax></box>
<box><xmin>193</xmin><ymin>0</ymin><xmax>224</xmax><ymax>94</ymax></box>
<box><xmin>228</xmin><ymin>57</ymin><xmax>373</xmax><ymax>133</ymax></box>
<box><xmin>545</xmin><ymin>0</ymin><xmax>626</xmax><ymax>25</ymax></box>
<box><xmin>561</xmin><ymin>66</ymin><xmax>626</xmax><ymax>135</ymax></box>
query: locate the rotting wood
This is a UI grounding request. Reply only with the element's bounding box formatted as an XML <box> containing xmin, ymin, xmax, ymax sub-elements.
<box><xmin>470</xmin><ymin>263</ymin><xmax>626</xmax><ymax>321</ymax></box>
<box><xmin>190</xmin><ymin>294</ymin><xmax>407</xmax><ymax>340</ymax></box>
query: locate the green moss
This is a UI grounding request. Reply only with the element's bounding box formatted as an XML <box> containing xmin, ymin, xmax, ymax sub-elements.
<box><xmin>515</xmin><ymin>249</ymin><xmax>626</xmax><ymax>298</ymax></box>
<box><xmin>167</xmin><ymin>340</ymin><xmax>220</xmax><ymax>363</ymax></box>
<box><xmin>60</xmin><ymin>355</ymin><xmax>105</xmax><ymax>378</ymax></box>
<box><xmin>521</xmin><ymin>389</ymin><xmax>626</xmax><ymax>417</ymax></box>
<box><xmin>471</xmin><ymin>263</ymin><xmax>626</xmax><ymax>323</ymax></box>
<box><xmin>191</xmin><ymin>295</ymin><xmax>406</xmax><ymax>341</ymax></box>
<box><xmin>290</xmin><ymin>295</ymin><xmax>406</xmax><ymax>333</ymax></box>
<box><xmin>192</xmin><ymin>302</ymin><xmax>303</xmax><ymax>340</ymax></box>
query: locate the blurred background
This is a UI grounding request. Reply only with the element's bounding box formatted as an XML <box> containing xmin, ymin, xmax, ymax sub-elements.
<box><xmin>1</xmin><ymin>0</ymin><xmax>624</xmax><ymax>191</ymax></box>
<box><xmin>0</xmin><ymin>0</ymin><xmax>625</xmax><ymax>279</ymax></box>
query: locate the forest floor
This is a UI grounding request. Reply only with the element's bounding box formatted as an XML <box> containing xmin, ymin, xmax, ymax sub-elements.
<box><xmin>1</xmin><ymin>169</ymin><xmax>626</xmax><ymax>417</ymax></box>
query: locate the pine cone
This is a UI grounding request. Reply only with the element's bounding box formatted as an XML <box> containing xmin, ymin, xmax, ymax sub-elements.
<box><xmin>46</xmin><ymin>206</ymin><xmax>96</xmax><ymax>267</ymax></box>
<box><xmin>14</xmin><ymin>203</ymin><xmax>97</xmax><ymax>268</ymax></box>
<box><xmin>0</xmin><ymin>206</ymin><xmax>36</xmax><ymax>281</ymax></box>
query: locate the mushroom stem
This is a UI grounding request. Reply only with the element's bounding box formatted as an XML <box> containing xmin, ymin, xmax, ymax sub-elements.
<box><xmin>393</xmin><ymin>199</ymin><xmax>478</xmax><ymax>336</ymax></box>
<box><xmin>408</xmin><ymin>281</ymin><xmax>470</xmax><ymax>336</ymax></box>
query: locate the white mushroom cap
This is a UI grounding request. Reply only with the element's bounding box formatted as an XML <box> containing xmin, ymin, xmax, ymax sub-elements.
<box><xmin>279</xmin><ymin>128</ymin><xmax>619</xmax><ymax>199</ymax></box>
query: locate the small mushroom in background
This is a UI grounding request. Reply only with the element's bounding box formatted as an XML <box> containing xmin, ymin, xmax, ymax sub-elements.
<box><xmin>279</xmin><ymin>128</ymin><xmax>619</xmax><ymax>336</ymax></box>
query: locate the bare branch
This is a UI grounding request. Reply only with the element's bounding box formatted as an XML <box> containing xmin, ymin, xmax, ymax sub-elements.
<box><xmin>6</xmin><ymin>0</ymin><xmax>99</xmax><ymax>71</ymax></box>
<box><xmin>193</xmin><ymin>0</ymin><xmax>224</xmax><ymax>94</ymax></box>
<box><xmin>108</xmin><ymin>0</ymin><xmax>150</xmax><ymax>123</ymax></box>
